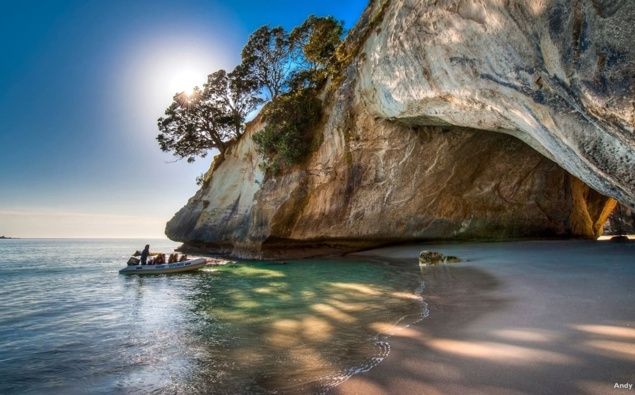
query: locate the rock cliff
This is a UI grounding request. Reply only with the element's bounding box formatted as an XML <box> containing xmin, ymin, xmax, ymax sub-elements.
<box><xmin>604</xmin><ymin>204</ymin><xmax>635</xmax><ymax>235</ymax></box>
<box><xmin>167</xmin><ymin>0</ymin><xmax>634</xmax><ymax>258</ymax></box>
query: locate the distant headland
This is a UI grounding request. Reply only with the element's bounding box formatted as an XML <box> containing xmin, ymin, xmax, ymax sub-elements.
<box><xmin>0</xmin><ymin>236</ymin><xmax>15</xmax><ymax>239</ymax></box>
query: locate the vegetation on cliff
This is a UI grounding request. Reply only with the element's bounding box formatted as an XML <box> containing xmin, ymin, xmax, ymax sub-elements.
<box><xmin>252</xmin><ymin>16</ymin><xmax>343</xmax><ymax>174</ymax></box>
<box><xmin>156</xmin><ymin>15</ymin><xmax>344</xmax><ymax>169</ymax></box>
<box><xmin>157</xmin><ymin>68</ymin><xmax>261</xmax><ymax>162</ymax></box>
<box><xmin>252</xmin><ymin>89</ymin><xmax>322</xmax><ymax>174</ymax></box>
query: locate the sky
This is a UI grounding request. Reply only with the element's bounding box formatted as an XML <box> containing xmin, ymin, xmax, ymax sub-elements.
<box><xmin>0</xmin><ymin>0</ymin><xmax>367</xmax><ymax>238</ymax></box>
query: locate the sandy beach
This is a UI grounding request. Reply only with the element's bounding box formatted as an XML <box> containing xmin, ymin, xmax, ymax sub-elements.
<box><xmin>335</xmin><ymin>240</ymin><xmax>635</xmax><ymax>395</ymax></box>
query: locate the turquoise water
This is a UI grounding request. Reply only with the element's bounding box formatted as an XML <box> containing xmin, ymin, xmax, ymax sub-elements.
<box><xmin>0</xmin><ymin>239</ymin><xmax>425</xmax><ymax>394</ymax></box>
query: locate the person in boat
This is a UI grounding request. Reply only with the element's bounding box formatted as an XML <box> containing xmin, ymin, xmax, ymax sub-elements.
<box><xmin>179</xmin><ymin>254</ymin><xmax>188</xmax><ymax>262</ymax></box>
<box><xmin>140</xmin><ymin>245</ymin><xmax>150</xmax><ymax>265</ymax></box>
<box><xmin>168</xmin><ymin>253</ymin><xmax>177</xmax><ymax>263</ymax></box>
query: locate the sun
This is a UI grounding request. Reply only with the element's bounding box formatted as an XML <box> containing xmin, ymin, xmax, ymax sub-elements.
<box><xmin>143</xmin><ymin>51</ymin><xmax>212</xmax><ymax>100</ymax></box>
<box><xmin>166</xmin><ymin>64</ymin><xmax>207</xmax><ymax>97</ymax></box>
<box><xmin>122</xmin><ymin>36</ymin><xmax>232</xmax><ymax>122</ymax></box>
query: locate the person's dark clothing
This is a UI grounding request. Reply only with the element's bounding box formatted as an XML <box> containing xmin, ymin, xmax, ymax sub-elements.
<box><xmin>140</xmin><ymin>245</ymin><xmax>150</xmax><ymax>265</ymax></box>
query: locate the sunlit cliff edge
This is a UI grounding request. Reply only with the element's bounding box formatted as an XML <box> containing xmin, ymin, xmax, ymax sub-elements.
<box><xmin>166</xmin><ymin>0</ymin><xmax>634</xmax><ymax>258</ymax></box>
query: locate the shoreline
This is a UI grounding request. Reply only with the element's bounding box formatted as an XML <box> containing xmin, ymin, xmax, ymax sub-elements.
<box><xmin>174</xmin><ymin>236</ymin><xmax>634</xmax><ymax>261</ymax></box>
<box><xmin>334</xmin><ymin>240</ymin><xmax>635</xmax><ymax>395</ymax></box>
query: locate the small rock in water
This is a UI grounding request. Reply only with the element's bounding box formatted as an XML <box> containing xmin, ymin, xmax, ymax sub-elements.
<box><xmin>419</xmin><ymin>250</ymin><xmax>443</xmax><ymax>264</ymax></box>
<box><xmin>419</xmin><ymin>250</ymin><xmax>461</xmax><ymax>265</ymax></box>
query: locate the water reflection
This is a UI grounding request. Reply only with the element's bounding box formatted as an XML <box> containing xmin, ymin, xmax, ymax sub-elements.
<box><xmin>0</xmin><ymin>239</ymin><xmax>424</xmax><ymax>395</ymax></box>
<box><xmin>181</xmin><ymin>258</ymin><xmax>425</xmax><ymax>393</ymax></box>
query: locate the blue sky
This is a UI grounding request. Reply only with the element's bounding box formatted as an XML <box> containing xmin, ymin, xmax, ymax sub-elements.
<box><xmin>0</xmin><ymin>0</ymin><xmax>367</xmax><ymax>238</ymax></box>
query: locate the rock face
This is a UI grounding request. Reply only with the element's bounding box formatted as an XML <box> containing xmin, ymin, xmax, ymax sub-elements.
<box><xmin>358</xmin><ymin>0</ymin><xmax>634</xmax><ymax>207</ymax></box>
<box><xmin>604</xmin><ymin>204</ymin><xmax>635</xmax><ymax>235</ymax></box>
<box><xmin>167</xmin><ymin>0</ymin><xmax>634</xmax><ymax>258</ymax></box>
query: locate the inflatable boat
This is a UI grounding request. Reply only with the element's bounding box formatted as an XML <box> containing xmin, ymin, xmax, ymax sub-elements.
<box><xmin>119</xmin><ymin>258</ymin><xmax>207</xmax><ymax>275</ymax></box>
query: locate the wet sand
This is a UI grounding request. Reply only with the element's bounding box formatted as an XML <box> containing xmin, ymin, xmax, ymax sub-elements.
<box><xmin>335</xmin><ymin>240</ymin><xmax>635</xmax><ymax>395</ymax></box>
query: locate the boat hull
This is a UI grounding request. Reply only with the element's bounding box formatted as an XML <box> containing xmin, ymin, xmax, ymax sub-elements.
<box><xmin>119</xmin><ymin>258</ymin><xmax>207</xmax><ymax>274</ymax></box>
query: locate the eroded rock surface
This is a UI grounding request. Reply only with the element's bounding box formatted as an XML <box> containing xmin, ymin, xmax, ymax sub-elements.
<box><xmin>166</xmin><ymin>0</ymin><xmax>633</xmax><ymax>258</ymax></box>
<box><xmin>359</xmin><ymin>0</ymin><xmax>634</xmax><ymax>207</ymax></box>
<box><xmin>604</xmin><ymin>204</ymin><xmax>635</xmax><ymax>235</ymax></box>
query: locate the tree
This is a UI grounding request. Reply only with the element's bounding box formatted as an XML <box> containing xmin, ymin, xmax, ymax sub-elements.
<box><xmin>248</xmin><ymin>16</ymin><xmax>344</xmax><ymax>174</ymax></box>
<box><xmin>157</xmin><ymin>67</ymin><xmax>260</xmax><ymax>162</ymax></box>
<box><xmin>287</xmin><ymin>16</ymin><xmax>344</xmax><ymax>90</ymax></box>
<box><xmin>157</xmin><ymin>15</ymin><xmax>343</xmax><ymax>166</ymax></box>
<box><xmin>206</xmin><ymin>68</ymin><xmax>262</xmax><ymax>138</ymax></box>
<box><xmin>240</xmin><ymin>26</ymin><xmax>294</xmax><ymax>99</ymax></box>
<box><xmin>290</xmin><ymin>16</ymin><xmax>344</xmax><ymax>70</ymax></box>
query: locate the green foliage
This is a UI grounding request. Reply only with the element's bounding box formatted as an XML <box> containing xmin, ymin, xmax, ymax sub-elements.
<box><xmin>157</xmin><ymin>14</ymin><xmax>344</xmax><ymax>166</ymax></box>
<box><xmin>290</xmin><ymin>15</ymin><xmax>344</xmax><ymax>72</ymax></box>
<box><xmin>240</xmin><ymin>26</ymin><xmax>292</xmax><ymax>100</ymax></box>
<box><xmin>249</xmin><ymin>16</ymin><xmax>342</xmax><ymax>176</ymax></box>
<box><xmin>157</xmin><ymin>67</ymin><xmax>261</xmax><ymax>162</ymax></box>
<box><xmin>240</xmin><ymin>17</ymin><xmax>344</xmax><ymax>98</ymax></box>
<box><xmin>252</xmin><ymin>89</ymin><xmax>322</xmax><ymax>174</ymax></box>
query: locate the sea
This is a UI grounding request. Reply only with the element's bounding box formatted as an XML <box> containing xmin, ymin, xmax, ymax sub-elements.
<box><xmin>0</xmin><ymin>239</ymin><xmax>426</xmax><ymax>394</ymax></box>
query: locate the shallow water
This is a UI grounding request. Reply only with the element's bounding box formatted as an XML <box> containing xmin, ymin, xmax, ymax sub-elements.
<box><xmin>0</xmin><ymin>239</ymin><xmax>425</xmax><ymax>394</ymax></box>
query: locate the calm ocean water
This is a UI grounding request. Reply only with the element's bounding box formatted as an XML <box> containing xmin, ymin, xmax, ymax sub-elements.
<box><xmin>0</xmin><ymin>239</ymin><xmax>425</xmax><ymax>394</ymax></box>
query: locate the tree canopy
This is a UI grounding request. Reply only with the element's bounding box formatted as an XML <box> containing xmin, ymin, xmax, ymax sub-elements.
<box><xmin>240</xmin><ymin>26</ymin><xmax>293</xmax><ymax>100</ymax></box>
<box><xmin>157</xmin><ymin>67</ymin><xmax>260</xmax><ymax>161</ymax></box>
<box><xmin>157</xmin><ymin>15</ymin><xmax>344</xmax><ymax>164</ymax></box>
<box><xmin>290</xmin><ymin>16</ymin><xmax>343</xmax><ymax>70</ymax></box>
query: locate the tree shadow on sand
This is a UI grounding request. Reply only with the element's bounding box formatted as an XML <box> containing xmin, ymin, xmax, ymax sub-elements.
<box><xmin>180</xmin><ymin>258</ymin><xmax>428</xmax><ymax>394</ymax></box>
<box><xmin>333</xmin><ymin>263</ymin><xmax>634</xmax><ymax>395</ymax></box>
